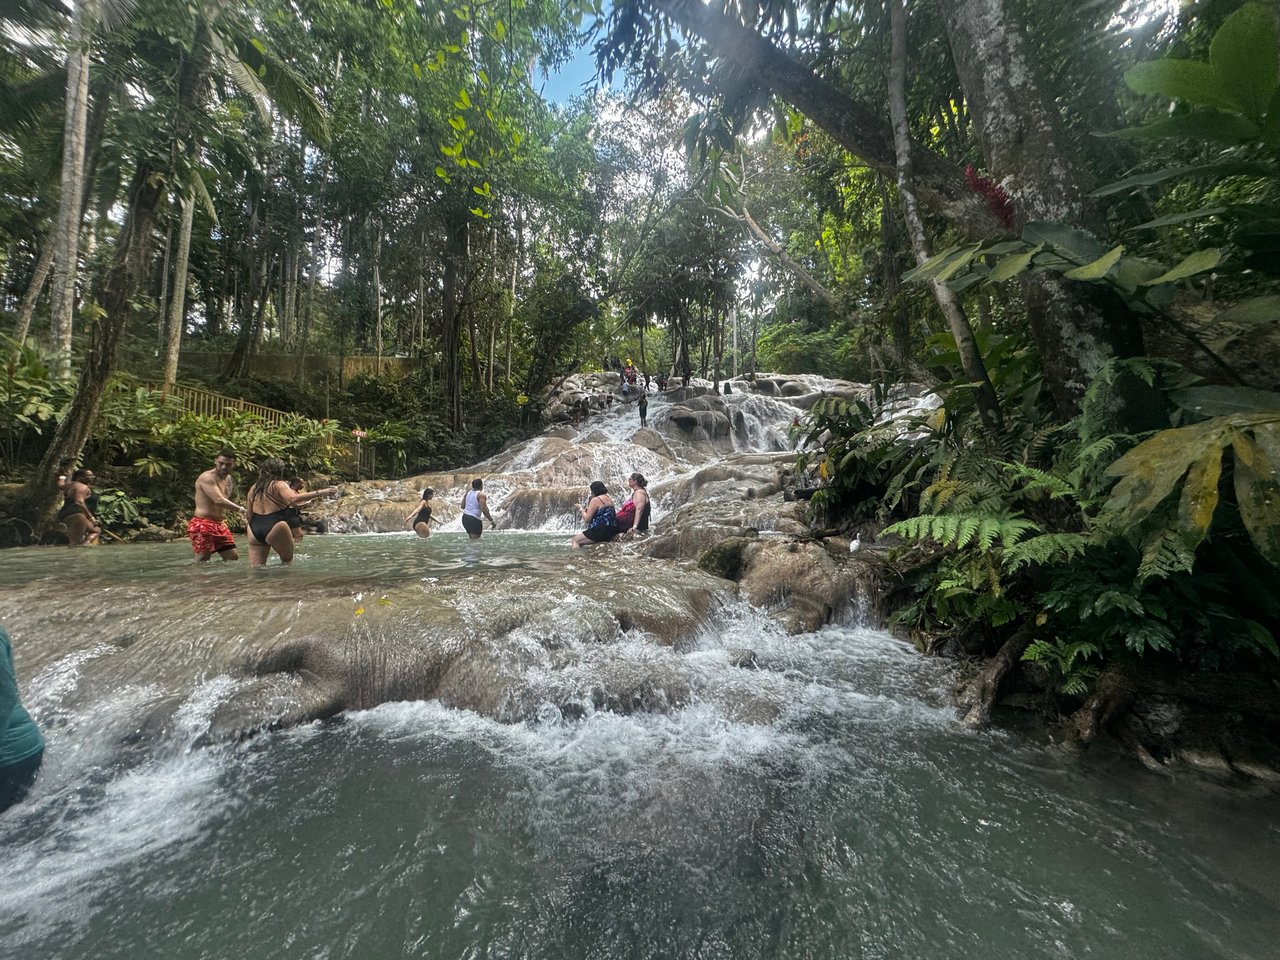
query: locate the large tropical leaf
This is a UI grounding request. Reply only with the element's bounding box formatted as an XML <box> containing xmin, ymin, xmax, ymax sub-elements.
<box><xmin>1215</xmin><ymin>296</ymin><xmax>1280</xmax><ymax>331</ymax></box>
<box><xmin>1171</xmin><ymin>385</ymin><xmax>1280</xmax><ymax>418</ymax></box>
<box><xmin>1209</xmin><ymin>2</ymin><xmax>1278</xmax><ymax>122</ymax></box>
<box><xmin>0</xmin><ymin>68</ymin><xmax>67</xmax><ymax>133</ymax></box>
<box><xmin>987</xmin><ymin>244</ymin><xmax>1040</xmax><ymax>283</ymax></box>
<box><xmin>1142</xmin><ymin>248</ymin><xmax>1222</xmax><ymax>285</ymax></box>
<box><xmin>1108</xmin><ymin>110</ymin><xmax>1261</xmax><ymax>145</ymax></box>
<box><xmin>1064</xmin><ymin>245</ymin><xmax>1123</xmax><ymax>281</ymax></box>
<box><xmin>1177</xmin><ymin>446</ymin><xmax>1222</xmax><ymax>548</ymax></box>
<box><xmin>1232</xmin><ymin>430</ymin><xmax>1280</xmax><ymax>566</ymax></box>
<box><xmin>1123</xmin><ymin>59</ymin><xmax>1237</xmax><ymax>112</ymax></box>
<box><xmin>1020</xmin><ymin>222</ymin><xmax>1106</xmax><ymax>265</ymax></box>
<box><xmin>231</xmin><ymin>34</ymin><xmax>331</xmax><ymax>147</ymax></box>
<box><xmin>1104</xmin><ymin>421</ymin><xmax>1226</xmax><ymax>527</ymax></box>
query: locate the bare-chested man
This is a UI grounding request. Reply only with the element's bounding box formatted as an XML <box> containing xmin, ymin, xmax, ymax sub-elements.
<box><xmin>188</xmin><ymin>449</ymin><xmax>248</xmax><ymax>561</ymax></box>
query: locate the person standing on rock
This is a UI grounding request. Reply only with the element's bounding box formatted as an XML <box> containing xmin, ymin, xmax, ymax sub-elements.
<box><xmin>638</xmin><ymin>393</ymin><xmax>649</xmax><ymax>428</ymax></box>
<box><xmin>189</xmin><ymin>450</ymin><xmax>247</xmax><ymax>561</ymax></box>
<box><xmin>461</xmin><ymin>478</ymin><xmax>496</xmax><ymax>539</ymax></box>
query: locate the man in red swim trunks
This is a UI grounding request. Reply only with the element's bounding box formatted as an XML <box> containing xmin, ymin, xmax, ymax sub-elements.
<box><xmin>188</xmin><ymin>450</ymin><xmax>248</xmax><ymax>561</ymax></box>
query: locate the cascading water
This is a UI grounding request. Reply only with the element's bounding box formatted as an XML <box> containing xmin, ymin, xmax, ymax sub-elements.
<box><xmin>1</xmin><ymin>375</ymin><xmax>1277</xmax><ymax>960</ymax></box>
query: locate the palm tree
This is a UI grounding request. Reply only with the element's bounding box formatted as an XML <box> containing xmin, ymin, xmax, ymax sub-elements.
<box><xmin>47</xmin><ymin>0</ymin><xmax>94</xmax><ymax>374</ymax></box>
<box><xmin>15</xmin><ymin>0</ymin><xmax>330</xmax><ymax>530</ymax></box>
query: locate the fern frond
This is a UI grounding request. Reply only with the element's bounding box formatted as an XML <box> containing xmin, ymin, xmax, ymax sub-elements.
<box><xmin>1002</xmin><ymin>532</ymin><xmax>1094</xmax><ymax>571</ymax></box>
<box><xmin>998</xmin><ymin>461</ymin><xmax>1076</xmax><ymax>501</ymax></box>
<box><xmin>920</xmin><ymin>478</ymin><xmax>960</xmax><ymax>513</ymax></box>
<box><xmin>1136</xmin><ymin>528</ymin><xmax>1197</xmax><ymax>582</ymax></box>
<box><xmin>1125</xmin><ymin>620</ymin><xmax>1175</xmax><ymax>654</ymax></box>
<box><xmin>884</xmin><ymin>513</ymin><xmax>1039</xmax><ymax>551</ymax></box>
<box><xmin>954</xmin><ymin>515</ymin><xmax>980</xmax><ymax>548</ymax></box>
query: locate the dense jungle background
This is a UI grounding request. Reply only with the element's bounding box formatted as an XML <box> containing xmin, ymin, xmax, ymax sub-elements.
<box><xmin>3</xmin><ymin>0</ymin><xmax>1280</xmax><ymax>746</ymax></box>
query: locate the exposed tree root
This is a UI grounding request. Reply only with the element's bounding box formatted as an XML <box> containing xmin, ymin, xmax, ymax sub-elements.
<box><xmin>956</xmin><ymin>623</ymin><xmax>1035</xmax><ymax>728</ymax></box>
<box><xmin>1067</xmin><ymin>660</ymin><xmax>1138</xmax><ymax>745</ymax></box>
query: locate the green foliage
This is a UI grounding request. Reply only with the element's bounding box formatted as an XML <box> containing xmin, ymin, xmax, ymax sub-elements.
<box><xmin>797</xmin><ymin>383</ymin><xmax>948</xmax><ymax>522</ymax></box>
<box><xmin>1104</xmin><ymin>400</ymin><xmax>1280</xmax><ymax>566</ymax></box>
<box><xmin>903</xmin><ymin>221</ymin><xmax>1208</xmax><ymax>314</ymax></box>
<box><xmin>883</xmin><ymin>513</ymin><xmax>1038</xmax><ymax>551</ymax></box>
<box><xmin>93</xmin><ymin>489</ymin><xmax>152</xmax><ymax>529</ymax></box>
<box><xmin>1023</xmin><ymin>638</ymin><xmax>1100</xmax><ymax>697</ymax></box>
<box><xmin>1098</xmin><ymin>2</ymin><xmax>1280</xmax><ymax>281</ymax></box>
<box><xmin>756</xmin><ymin>322</ymin><xmax>847</xmax><ymax>378</ymax></box>
<box><xmin>806</xmin><ymin>354</ymin><xmax>1280</xmax><ymax>697</ymax></box>
<box><xmin>0</xmin><ymin>337</ymin><xmax>75</xmax><ymax>474</ymax></box>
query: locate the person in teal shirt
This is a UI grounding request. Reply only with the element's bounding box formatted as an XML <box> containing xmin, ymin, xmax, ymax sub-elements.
<box><xmin>0</xmin><ymin>623</ymin><xmax>44</xmax><ymax>812</ymax></box>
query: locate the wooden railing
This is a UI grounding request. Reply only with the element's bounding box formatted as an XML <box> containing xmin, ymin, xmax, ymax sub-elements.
<box><xmin>154</xmin><ymin>382</ymin><xmax>295</xmax><ymax>426</ymax></box>
<box><xmin>127</xmin><ymin>378</ymin><xmax>376</xmax><ymax>477</ymax></box>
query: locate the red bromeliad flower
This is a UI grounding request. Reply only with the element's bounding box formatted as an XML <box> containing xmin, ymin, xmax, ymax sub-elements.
<box><xmin>965</xmin><ymin>165</ymin><xmax>1016</xmax><ymax>229</ymax></box>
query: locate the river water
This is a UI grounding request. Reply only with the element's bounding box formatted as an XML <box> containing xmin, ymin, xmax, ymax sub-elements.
<box><xmin>2</xmin><ymin>534</ymin><xmax>1279</xmax><ymax>960</ymax></box>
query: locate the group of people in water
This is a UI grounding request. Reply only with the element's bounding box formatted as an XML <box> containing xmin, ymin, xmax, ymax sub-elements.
<box><xmin>569</xmin><ymin>472</ymin><xmax>651</xmax><ymax>548</ymax></box>
<box><xmin>404</xmin><ymin>473</ymin><xmax>650</xmax><ymax>549</ymax></box>
<box><xmin>53</xmin><ymin>451</ymin><xmax>652</xmax><ymax>563</ymax></box>
<box><xmin>188</xmin><ymin>450</ymin><xmax>338</xmax><ymax>566</ymax></box>
<box><xmin>403</xmin><ymin>478</ymin><xmax>496</xmax><ymax>540</ymax></box>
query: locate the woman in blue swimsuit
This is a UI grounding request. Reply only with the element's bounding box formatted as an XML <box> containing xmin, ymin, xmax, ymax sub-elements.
<box><xmin>245</xmin><ymin>458</ymin><xmax>337</xmax><ymax>566</ymax></box>
<box><xmin>570</xmin><ymin>480</ymin><xmax>617</xmax><ymax>548</ymax></box>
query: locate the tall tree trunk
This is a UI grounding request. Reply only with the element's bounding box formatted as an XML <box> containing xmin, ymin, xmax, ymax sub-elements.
<box><xmin>878</xmin><ymin>177</ymin><xmax>912</xmax><ymax>364</ymax></box>
<box><xmin>156</xmin><ymin>214</ymin><xmax>174</xmax><ymax>354</ymax></box>
<box><xmin>48</xmin><ymin>0</ymin><xmax>93</xmax><ymax>374</ymax></box>
<box><xmin>645</xmin><ymin>0</ymin><xmax>1151</xmax><ymax>419</ymax></box>
<box><xmin>442</xmin><ymin>211</ymin><xmax>468</xmax><ymax>429</ymax></box>
<box><xmin>225</xmin><ymin>253</ymin><xmax>274</xmax><ymax>381</ymax></box>
<box><xmin>936</xmin><ymin>0</ymin><xmax>1153</xmax><ymax>419</ymax></box>
<box><xmin>645</xmin><ymin>0</ymin><xmax>994</xmax><ymax>230</ymax></box>
<box><xmin>162</xmin><ymin>185</ymin><xmax>196</xmax><ymax>392</ymax></box>
<box><xmin>506</xmin><ymin>207</ymin><xmax>522</xmax><ymax>383</ymax></box>
<box><xmin>298</xmin><ymin>199</ymin><xmax>326</xmax><ymax>380</ymax></box>
<box><xmin>464</xmin><ymin>224</ymin><xmax>481</xmax><ymax>388</ymax></box>
<box><xmin>889</xmin><ymin>0</ymin><xmax>1001</xmax><ymax>430</ymax></box>
<box><xmin>17</xmin><ymin>25</ymin><xmax>211</xmax><ymax>532</ymax></box>
<box><xmin>13</xmin><ymin>242</ymin><xmax>55</xmax><ymax>349</ymax></box>
<box><xmin>278</xmin><ymin>246</ymin><xmax>294</xmax><ymax>348</ymax></box>
<box><xmin>486</xmin><ymin>225</ymin><xmax>498</xmax><ymax>389</ymax></box>
<box><xmin>372</xmin><ymin>226</ymin><xmax>383</xmax><ymax>375</ymax></box>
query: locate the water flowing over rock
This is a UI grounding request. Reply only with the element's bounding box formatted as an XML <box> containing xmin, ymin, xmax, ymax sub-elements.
<box><xmin>2</xmin><ymin>374</ymin><xmax>919</xmax><ymax>750</ymax></box>
<box><xmin>315</xmin><ymin>373</ymin><xmax>887</xmax><ymax>540</ymax></box>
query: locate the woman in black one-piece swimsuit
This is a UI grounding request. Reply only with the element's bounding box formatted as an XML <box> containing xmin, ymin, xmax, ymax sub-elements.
<box><xmin>245</xmin><ymin>458</ymin><xmax>338</xmax><ymax>566</ymax></box>
<box><xmin>404</xmin><ymin>488</ymin><xmax>435</xmax><ymax>538</ymax></box>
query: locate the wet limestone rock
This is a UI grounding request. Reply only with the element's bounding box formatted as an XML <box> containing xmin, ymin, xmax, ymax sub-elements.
<box><xmin>737</xmin><ymin>539</ymin><xmax>866</xmax><ymax>634</ymax></box>
<box><xmin>697</xmin><ymin>534</ymin><xmax>759</xmax><ymax>582</ymax></box>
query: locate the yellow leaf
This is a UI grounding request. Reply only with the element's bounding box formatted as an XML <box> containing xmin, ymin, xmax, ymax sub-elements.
<box><xmin>1177</xmin><ymin>446</ymin><xmax>1222</xmax><ymax>547</ymax></box>
<box><xmin>1232</xmin><ymin>431</ymin><xmax>1280</xmax><ymax>566</ymax></box>
<box><xmin>354</xmin><ymin>607</ymin><xmax>365</xmax><ymax>616</ymax></box>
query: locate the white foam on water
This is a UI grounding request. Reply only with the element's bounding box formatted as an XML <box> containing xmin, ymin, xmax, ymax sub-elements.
<box><xmin>0</xmin><ymin>748</ymin><xmax>232</xmax><ymax>941</ymax></box>
<box><xmin>25</xmin><ymin>643</ymin><xmax>118</xmax><ymax>714</ymax></box>
<box><xmin>344</xmin><ymin>696</ymin><xmax>825</xmax><ymax>795</ymax></box>
<box><xmin>172</xmin><ymin>674</ymin><xmax>245</xmax><ymax>746</ymax></box>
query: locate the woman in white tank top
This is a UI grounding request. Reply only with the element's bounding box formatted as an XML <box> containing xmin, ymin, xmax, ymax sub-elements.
<box><xmin>460</xmin><ymin>478</ymin><xmax>494</xmax><ymax>538</ymax></box>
